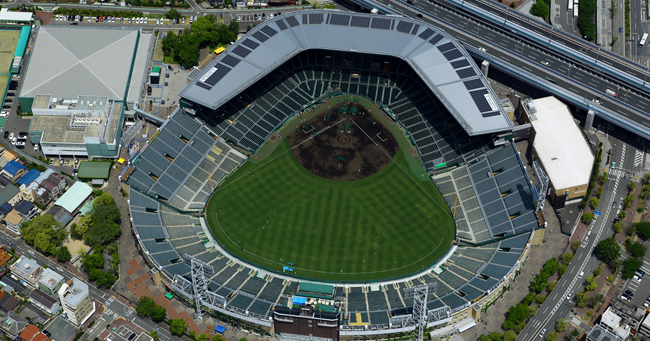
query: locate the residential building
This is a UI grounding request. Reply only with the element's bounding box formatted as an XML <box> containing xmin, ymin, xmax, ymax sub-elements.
<box><xmin>517</xmin><ymin>97</ymin><xmax>594</xmax><ymax>207</ymax></box>
<box><xmin>44</xmin><ymin>205</ymin><xmax>72</xmax><ymax>227</ymax></box>
<box><xmin>0</xmin><ymin>184</ymin><xmax>21</xmax><ymax>207</ymax></box>
<box><xmin>0</xmin><ymin>161</ymin><xmax>27</xmax><ymax>182</ymax></box>
<box><xmin>34</xmin><ymin>187</ymin><xmax>50</xmax><ymax>206</ymax></box>
<box><xmin>9</xmin><ymin>256</ymin><xmax>42</xmax><ymax>287</ymax></box>
<box><xmin>19</xmin><ymin>182</ymin><xmax>39</xmax><ymax>202</ymax></box>
<box><xmin>0</xmin><ymin>275</ymin><xmax>29</xmax><ymax>296</ymax></box>
<box><xmin>639</xmin><ymin>312</ymin><xmax>650</xmax><ymax>337</ymax></box>
<box><xmin>33</xmin><ymin>169</ymin><xmax>54</xmax><ymax>186</ymax></box>
<box><xmin>0</xmin><ymin>311</ymin><xmax>28</xmax><ymax>340</ymax></box>
<box><xmin>37</xmin><ymin>268</ymin><xmax>64</xmax><ymax>297</ymax></box>
<box><xmin>16</xmin><ymin>169</ymin><xmax>40</xmax><ymax>187</ymax></box>
<box><xmin>0</xmin><ymin>294</ymin><xmax>19</xmax><ymax>314</ymax></box>
<box><xmin>587</xmin><ymin>324</ymin><xmax>624</xmax><ymax>341</ymax></box>
<box><xmin>14</xmin><ymin>200</ymin><xmax>36</xmax><ymax>220</ymax></box>
<box><xmin>29</xmin><ymin>289</ymin><xmax>60</xmax><ymax>316</ymax></box>
<box><xmin>4</xmin><ymin>210</ymin><xmax>23</xmax><ymax>235</ymax></box>
<box><xmin>39</xmin><ymin>179</ymin><xmax>58</xmax><ymax>199</ymax></box>
<box><xmin>19</xmin><ymin>325</ymin><xmax>40</xmax><ymax>341</ymax></box>
<box><xmin>53</xmin><ymin>182</ymin><xmax>92</xmax><ymax>215</ymax></box>
<box><xmin>58</xmin><ymin>278</ymin><xmax>95</xmax><ymax>326</ymax></box>
<box><xmin>46</xmin><ymin>173</ymin><xmax>66</xmax><ymax>193</ymax></box>
<box><xmin>599</xmin><ymin>306</ymin><xmax>631</xmax><ymax>340</ymax></box>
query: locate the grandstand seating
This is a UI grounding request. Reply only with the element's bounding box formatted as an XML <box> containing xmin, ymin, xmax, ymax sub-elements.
<box><xmin>127</xmin><ymin>110</ymin><xmax>247</xmax><ymax>212</ymax></box>
<box><xmin>193</xmin><ymin>50</ymin><xmax>490</xmax><ymax>171</ymax></box>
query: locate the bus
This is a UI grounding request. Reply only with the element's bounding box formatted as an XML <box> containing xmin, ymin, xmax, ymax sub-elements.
<box><xmin>573</xmin><ymin>4</ymin><xmax>578</xmax><ymax>18</ymax></box>
<box><xmin>567</xmin><ymin>0</ymin><xmax>573</xmax><ymax>11</ymax></box>
<box><xmin>640</xmin><ymin>33</ymin><xmax>648</xmax><ymax>47</ymax></box>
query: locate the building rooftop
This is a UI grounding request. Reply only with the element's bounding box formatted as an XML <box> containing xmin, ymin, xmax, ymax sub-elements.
<box><xmin>38</xmin><ymin>268</ymin><xmax>64</xmax><ymax>290</ymax></box>
<box><xmin>30</xmin><ymin>115</ymin><xmax>108</xmax><ymax>144</ymax></box>
<box><xmin>11</xmin><ymin>256</ymin><xmax>40</xmax><ymax>277</ymax></box>
<box><xmin>54</xmin><ymin>182</ymin><xmax>92</xmax><ymax>213</ymax></box>
<box><xmin>0</xmin><ymin>294</ymin><xmax>19</xmax><ymax>312</ymax></box>
<box><xmin>34</xmin><ymin>169</ymin><xmax>54</xmax><ymax>185</ymax></box>
<box><xmin>60</xmin><ymin>278</ymin><xmax>88</xmax><ymax>308</ymax></box>
<box><xmin>19</xmin><ymin>324</ymin><xmax>39</xmax><ymax>341</ymax></box>
<box><xmin>20</xmin><ymin>26</ymin><xmax>140</xmax><ymax>101</ymax></box>
<box><xmin>1</xmin><ymin>150</ymin><xmax>16</xmax><ymax>162</ymax></box>
<box><xmin>0</xmin><ymin>8</ymin><xmax>33</xmax><ymax>22</ymax></box>
<box><xmin>3</xmin><ymin>161</ymin><xmax>26</xmax><ymax>177</ymax></box>
<box><xmin>180</xmin><ymin>10</ymin><xmax>512</xmax><ymax>136</ymax></box>
<box><xmin>4</xmin><ymin>210</ymin><xmax>22</xmax><ymax>226</ymax></box>
<box><xmin>45</xmin><ymin>205</ymin><xmax>72</xmax><ymax>226</ymax></box>
<box><xmin>0</xmin><ymin>184</ymin><xmax>19</xmax><ymax>206</ymax></box>
<box><xmin>16</xmin><ymin>169</ymin><xmax>40</xmax><ymax>186</ymax></box>
<box><xmin>29</xmin><ymin>289</ymin><xmax>58</xmax><ymax>308</ymax></box>
<box><xmin>527</xmin><ymin>97</ymin><xmax>594</xmax><ymax>190</ymax></box>
<box><xmin>14</xmin><ymin>200</ymin><xmax>33</xmax><ymax>216</ymax></box>
<box><xmin>588</xmin><ymin>324</ymin><xmax>623</xmax><ymax>341</ymax></box>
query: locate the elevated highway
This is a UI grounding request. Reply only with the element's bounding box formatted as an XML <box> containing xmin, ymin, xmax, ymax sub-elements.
<box><xmin>347</xmin><ymin>0</ymin><xmax>650</xmax><ymax>139</ymax></box>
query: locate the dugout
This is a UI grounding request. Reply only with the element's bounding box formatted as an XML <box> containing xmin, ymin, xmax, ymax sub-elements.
<box><xmin>297</xmin><ymin>283</ymin><xmax>334</xmax><ymax>299</ymax></box>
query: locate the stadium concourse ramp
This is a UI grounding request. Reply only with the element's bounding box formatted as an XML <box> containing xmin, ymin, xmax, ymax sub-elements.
<box><xmin>433</xmin><ymin>141</ymin><xmax>539</xmax><ymax>244</ymax></box>
<box><xmin>125</xmin><ymin>109</ymin><xmax>247</xmax><ymax>211</ymax></box>
<box><xmin>129</xmin><ymin>187</ymin><xmax>531</xmax><ymax>333</ymax></box>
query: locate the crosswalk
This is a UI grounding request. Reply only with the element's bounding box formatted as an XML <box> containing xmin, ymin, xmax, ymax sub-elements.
<box><xmin>124</xmin><ymin>308</ymin><xmax>134</xmax><ymax>318</ymax></box>
<box><xmin>635</xmin><ymin>150</ymin><xmax>644</xmax><ymax>168</ymax></box>
<box><xmin>609</xmin><ymin>169</ymin><xmax>626</xmax><ymax>178</ymax></box>
<box><xmin>105</xmin><ymin>309</ymin><xmax>118</xmax><ymax>318</ymax></box>
<box><xmin>570</xmin><ymin>316</ymin><xmax>582</xmax><ymax>327</ymax></box>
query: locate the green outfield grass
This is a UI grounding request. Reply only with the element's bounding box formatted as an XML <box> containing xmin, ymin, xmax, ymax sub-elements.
<box><xmin>206</xmin><ymin>139</ymin><xmax>455</xmax><ymax>282</ymax></box>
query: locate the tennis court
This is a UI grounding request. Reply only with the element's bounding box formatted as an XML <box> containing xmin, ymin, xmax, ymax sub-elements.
<box><xmin>78</xmin><ymin>161</ymin><xmax>112</xmax><ymax>179</ymax></box>
<box><xmin>0</xmin><ymin>30</ymin><xmax>20</xmax><ymax>75</ymax></box>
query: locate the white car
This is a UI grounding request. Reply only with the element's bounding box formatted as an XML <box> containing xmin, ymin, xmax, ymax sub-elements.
<box><xmin>128</xmin><ymin>18</ymin><xmax>132</xmax><ymax>24</ymax></box>
<box><xmin>144</xmin><ymin>17</ymin><xmax>148</xmax><ymax>24</ymax></box>
<box><xmin>88</xmin><ymin>16</ymin><xmax>91</xmax><ymax>22</ymax></box>
<box><xmin>9</xmin><ymin>132</ymin><xmax>14</xmax><ymax>140</ymax></box>
<box><xmin>182</xmin><ymin>17</ymin><xmax>185</xmax><ymax>24</ymax></box>
<box><xmin>10</xmin><ymin>137</ymin><xmax>15</xmax><ymax>145</ymax></box>
<box><xmin>33</xmin><ymin>144</ymin><xmax>39</xmax><ymax>151</ymax></box>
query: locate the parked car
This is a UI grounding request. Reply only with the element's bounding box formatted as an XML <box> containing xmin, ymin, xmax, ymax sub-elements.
<box><xmin>5</xmin><ymin>99</ymin><xmax>12</xmax><ymax>103</ymax></box>
<box><xmin>18</xmin><ymin>132</ymin><xmax>27</xmax><ymax>137</ymax></box>
<box><xmin>49</xmin><ymin>159</ymin><xmax>53</xmax><ymax>165</ymax></box>
<box><xmin>3</xmin><ymin>131</ymin><xmax>8</xmax><ymax>139</ymax></box>
<box><xmin>9</xmin><ymin>133</ymin><xmax>13</xmax><ymax>140</ymax></box>
<box><xmin>64</xmin><ymin>159</ymin><xmax>69</xmax><ymax>166</ymax></box>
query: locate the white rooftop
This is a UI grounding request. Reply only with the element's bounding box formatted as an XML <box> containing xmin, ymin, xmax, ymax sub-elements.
<box><xmin>61</xmin><ymin>277</ymin><xmax>89</xmax><ymax>307</ymax></box>
<box><xmin>38</xmin><ymin>268</ymin><xmax>64</xmax><ymax>289</ymax></box>
<box><xmin>529</xmin><ymin>97</ymin><xmax>594</xmax><ymax>191</ymax></box>
<box><xmin>601</xmin><ymin>307</ymin><xmax>622</xmax><ymax>330</ymax></box>
<box><xmin>0</xmin><ymin>8</ymin><xmax>33</xmax><ymax>22</ymax></box>
<box><xmin>20</xmin><ymin>26</ymin><xmax>140</xmax><ymax>101</ymax></box>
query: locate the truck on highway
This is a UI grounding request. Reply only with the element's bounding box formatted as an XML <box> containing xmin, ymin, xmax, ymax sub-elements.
<box><xmin>606</xmin><ymin>89</ymin><xmax>617</xmax><ymax>98</ymax></box>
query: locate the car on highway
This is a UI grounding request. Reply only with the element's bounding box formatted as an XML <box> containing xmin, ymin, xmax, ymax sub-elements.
<box><xmin>539</xmin><ymin>328</ymin><xmax>546</xmax><ymax>337</ymax></box>
<box><xmin>620</xmin><ymin>27</ymin><xmax>623</xmax><ymax>33</ymax></box>
<box><xmin>566</xmin><ymin>292</ymin><xmax>572</xmax><ymax>300</ymax></box>
<box><xmin>612</xmin><ymin>201</ymin><xmax>616</xmax><ymax>208</ymax></box>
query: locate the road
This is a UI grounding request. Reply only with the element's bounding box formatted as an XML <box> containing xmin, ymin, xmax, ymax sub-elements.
<box><xmin>629</xmin><ymin>0</ymin><xmax>649</xmax><ymax>66</ymax></box>
<box><xmin>612</xmin><ymin>0</ymin><xmax>625</xmax><ymax>57</ymax></box>
<box><xmin>0</xmin><ymin>234</ymin><xmax>178</xmax><ymax>341</ymax></box>
<box><xmin>517</xmin><ymin>137</ymin><xmax>643</xmax><ymax>341</ymax></box>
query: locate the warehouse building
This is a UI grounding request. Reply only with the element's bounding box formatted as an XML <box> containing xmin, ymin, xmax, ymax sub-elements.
<box><xmin>518</xmin><ymin>96</ymin><xmax>594</xmax><ymax>208</ymax></box>
<box><xmin>19</xmin><ymin>26</ymin><xmax>153</xmax><ymax>159</ymax></box>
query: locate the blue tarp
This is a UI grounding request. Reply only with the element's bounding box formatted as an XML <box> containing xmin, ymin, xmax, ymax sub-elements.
<box><xmin>215</xmin><ymin>325</ymin><xmax>226</xmax><ymax>333</ymax></box>
<box><xmin>16</xmin><ymin>169</ymin><xmax>40</xmax><ymax>186</ymax></box>
<box><xmin>293</xmin><ymin>296</ymin><xmax>307</xmax><ymax>305</ymax></box>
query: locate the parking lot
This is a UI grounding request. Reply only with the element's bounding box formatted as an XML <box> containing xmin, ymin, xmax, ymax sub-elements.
<box><xmin>44</xmin><ymin>316</ymin><xmax>78</xmax><ymax>341</ymax></box>
<box><xmin>618</xmin><ymin>245</ymin><xmax>650</xmax><ymax>307</ymax></box>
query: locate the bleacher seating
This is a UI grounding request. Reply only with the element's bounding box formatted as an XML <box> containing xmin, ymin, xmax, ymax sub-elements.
<box><xmin>347</xmin><ymin>287</ymin><xmax>367</xmax><ymax>311</ymax></box>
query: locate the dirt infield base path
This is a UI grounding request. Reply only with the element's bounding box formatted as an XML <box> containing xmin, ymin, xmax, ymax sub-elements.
<box><xmin>287</xmin><ymin>102</ymin><xmax>399</xmax><ymax>181</ymax></box>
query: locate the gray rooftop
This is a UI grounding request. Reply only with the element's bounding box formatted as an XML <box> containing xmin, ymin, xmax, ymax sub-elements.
<box><xmin>20</xmin><ymin>26</ymin><xmax>140</xmax><ymax>101</ymax></box>
<box><xmin>587</xmin><ymin>324</ymin><xmax>623</xmax><ymax>341</ymax></box>
<box><xmin>38</xmin><ymin>268</ymin><xmax>64</xmax><ymax>289</ymax></box>
<box><xmin>180</xmin><ymin>10</ymin><xmax>512</xmax><ymax>136</ymax></box>
<box><xmin>62</xmin><ymin>278</ymin><xmax>88</xmax><ymax>307</ymax></box>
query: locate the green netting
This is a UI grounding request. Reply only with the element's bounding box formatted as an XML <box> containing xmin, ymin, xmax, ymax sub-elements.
<box><xmin>78</xmin><ymin>161</ymin><xmax>112</xmax><ymax>179</ymax></box>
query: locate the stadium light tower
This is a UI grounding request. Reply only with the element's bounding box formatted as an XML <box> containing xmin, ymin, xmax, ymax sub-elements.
<box><xmin>403</xmin><ymin>283</ymin><xmax>436</xmax><ymax>341</ymax></box>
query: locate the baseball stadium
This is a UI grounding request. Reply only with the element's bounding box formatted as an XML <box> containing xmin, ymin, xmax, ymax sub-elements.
<box><xmin>125</xmin><ymin>10</ymin><xmax>540</xmax><ymax>340</ymax></box>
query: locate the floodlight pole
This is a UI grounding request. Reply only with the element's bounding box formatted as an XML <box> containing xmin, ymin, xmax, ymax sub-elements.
<box><xmin>412</xmin><ymin>285</ymin><xmax>428</xmax><ymax>341</ymax></box>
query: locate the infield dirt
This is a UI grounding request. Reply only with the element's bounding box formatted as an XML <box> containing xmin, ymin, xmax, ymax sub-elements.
<box><xmin>288</xmin><ymin>102</ymin><xmax>399</xmax><ymax>181</ymax></box>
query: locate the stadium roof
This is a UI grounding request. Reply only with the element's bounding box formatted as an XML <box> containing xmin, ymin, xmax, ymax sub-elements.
<box><xmin>20</xmin><ymin>26</ymin><xmax>139</xmax><ymax>101</ymax></box>
<box><xmin>180</xmin><ymin>10</ymin><xmax>512</xmax><ymax>136</ymax></box>
<box><xmin>527</xmin><ymin>97</ymin><xmax>594</xmax><ymax>191</ymax></box>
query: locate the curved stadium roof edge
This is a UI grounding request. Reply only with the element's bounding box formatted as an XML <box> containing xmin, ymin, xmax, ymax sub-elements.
<box><xmin>179</xmin><ymin>9</ymin><xmax>513</xmax><ymax>136</ymax></box>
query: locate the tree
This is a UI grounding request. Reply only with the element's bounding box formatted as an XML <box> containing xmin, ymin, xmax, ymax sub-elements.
<box><xmin>636</xmin><ymin>222</ymin><xmax>650</xmax><ymax>240</ymax></box>
<box><xmin>571</xmin><ymin>241</ymin><xmax>581</xmax><ymax>253</ymax></box>
<box><xmin>170</xmin><ymin>319</ymin><xmax>187</xmax><ymax>336</ymax></box>
<box><xmin>590</xmin><ymin>197</ymin><xmax>599</xmax><ymax>210</ymax></box>
<box><xmin>546</xmin><ymin>281</ymin><xmax>557</xmax><ymax>292</ymax></box>
<box><xmin>502</xmin><ymin>303</ymin><xmax>528</xmax><ymax>330</ymax></box>
<box><xmin>162</xmin><ymin>31</ymin><xmax>179</xmax><ymax>57</ymax></box>
<box><xmin>536</xmin><ymin>294</ymin><xmax>547</xmax><ymax>304</ymax></box>
<box><xmin>197</xmin><ymin>335</ymin><xmax>209</xmax><ymax>341</ymax></box>
<box><xmin>624</xmin><ymin>194</ymin><xmax>635</xmax><ymax>208</ymax></box>
<box><xmin>558</xmin><ymin>264</ymin><xmax>568</xmax><ymax>278</ymax></box>
<box><xmin>527</xmin><ymin>305</ymin><xmax>538</xmax><ymax>317</ymax></box>
<box><xmin>628</xmin><ymin>182</ymin><xmax>636</xmax><ymax>193</ymax></box>
<box><xmin>82</xmin><ymin>253</ymin><xmax>104</xmax><ymax>272</ymax></box>
<box><xmin>94</xmin><ymin>192</ymin><xmax>115</xmax><ymax>208</ymax></box>
<box><xmin>212</xmin><ymin>335</ymin><xmax>224</xmax><ymax>341</ymax></box>
<box><xmin>585</xmin><ymin>275</ymin><xmax>597</xmax><ymax>291</ymax></box>
<box><xmin>34</xmin><ymin>232</ymin><xmax>53</xmax><ymax>253</ymax></box>
<box><xmin>620</xmin><ymin>210</ymin><xmax>627</xmax><ymax>220</ymax></box>
<box><xmin>546</xmin><ymin>331</ymin><xmax>557</xmax><ymax>341</ymax></box>
<box><xmin>561</xmin><ymin>252</ymin><xmax>574</xmax><ymax>265</ymax></box>
<box><xmin>626</xmin><ymin>241</ymin><xmax>646</xmax><ymax>258</ymax></box>
<box><xmin>96</xmin><ymin>271</ymin><xmax>115</xmax><ymax>288</ymax></box>
<box><xmin>599</xmin><ymin>171</ymin><xmax>608</xmax><ymax>184</ymax></box>
<box><xmin>623</xmin><ymin>258</ymin><xmax>643</xmax><ymax>278</ymax></box>
<box><xmin>84</xmin><ymin>204</ymin><xmax>122</xmax><ymax>246</ymax></box>
<box><xmin>136</xmin><ymin>297</ymin><xmax>156</xmax><ymax>317</ymax></box>
<box><xmin>594</xmin><ymin>265</ymin><xmax>602</xmax><ymax>276</ymax></box>
<box><xmin>166</xmin><ymin>8</ymin><xmax>181</xmax><ymax>19</ymax></box>
<box><xmin>595</xmin><ymin>238</ymin><xmax>621</xmax><ymax>266</ymax></box>
<box><xmin>20</xmin><ymin>214</ymin><xmax>64</xmax><ymax>247</ymax></box>
<box><xmin>152</xmin><ymin>305</ymin><xmax>167</xmax><ymax>323</ymax></box>
<box><xmin>556</xmin><ymin>319</ymin><xmax>566</xmax><ymax>332</ymax></box>
<box><xmin>530</xmin><ymin>0</ymin><xmax>549</xmax><ymax>19</ymax></box>
<box><xmin>56</xmin><ymin>246</ymin><xmax>72</xmax><ymax>262</ymax></box>
<box><xmin>523</xmin><ymin>292</ymin><xmax>536</xmax><ymax>306</ymax></box>
<box><xmin>149</xmin><ymin>331</ymin><xmax>159</xmax><ymax>341</ymax></box>
<box><xmin>575</xmin><ymin>291</ymin><xmax>587</xmax><ymax>307</ymax></box>
<box><xmin>614</xmin><ymin>221</ymin><xmax>623</xmax><ymax>234</ymax></box>
<box><xmin>595</xmin><ymin>186</ymin><xmax>603</xmax><ymax>198</ymax></box>
<box><xmin>581</xmin><ymin>212</ymin><xmax>594</xmax><ymax>224</ymax></box>
<box><xmin>229</xmin><ymin>20</ymin><xmax>239</xmax><ymax>35</ymax></box>
<box><xmin>503</xmin><ymin>330</ymin><xmax>517</xmax><ymax>341</ymax></box>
